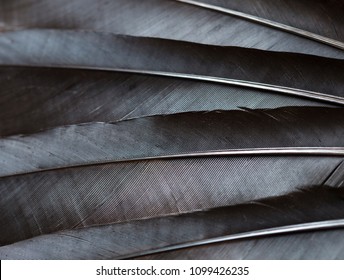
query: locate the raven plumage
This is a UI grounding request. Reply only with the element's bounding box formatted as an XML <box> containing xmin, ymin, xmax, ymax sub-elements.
<box><xmin>0</xmin><ymin>1</ymin><xmax>343</xmax><ymax>260</ymax></box>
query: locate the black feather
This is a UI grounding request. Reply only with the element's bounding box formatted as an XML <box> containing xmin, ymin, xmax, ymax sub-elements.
<box><xmin>1</xmin><ymin>185</ymin><xmax>344</xmax><ymax>259</ymax></box>
<box><xmin>184</xmin><ymin>0</ymin><xmax>344</xmax><ymax>43</ymax></box>
<box><xmin>134</xmin><ymin>229</ymin><xmax>344</xmax><ymax>260</ymax></box>
<box><xmin>176</xmin><ymin>0</ymin><xmax>344</xmax><ymax>50</ymax></box>
<box><xmin>0</xmin><ymin>31</ymin><xmax>343</xmax><ymax>102</ymax></box>
<box><xmin>0</xmin><ymin>66</ymin><xmax>328</xmax><ymax>137</ymax></box>
<box><xmin>1</xmin><ymin>0</ymin><xmax>343</xmax><ymax>58</ymax></box>
<box><xmin>1</xmin><ymin>107</ymin><xmax>344</xmax><ymax>177</ymax></box>
<box><xmin>0</xmin><ymin>156</ymin><xmax>343</xmax><ymax>246</ymax></box>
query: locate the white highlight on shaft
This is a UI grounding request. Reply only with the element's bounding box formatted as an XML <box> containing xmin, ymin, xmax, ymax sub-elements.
<box><xmin>175</xmin><ymin>0</ymin><xmax>344</xmax><ymax>50</ymax></box>
<box><xmin>122</xmin><ymin>218</ymin><xmax>344</xmax><ymax>259</ymax></box>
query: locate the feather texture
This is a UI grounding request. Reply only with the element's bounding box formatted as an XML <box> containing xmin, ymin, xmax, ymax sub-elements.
<box><xmin>1</xmin><ymin>0</ymin><xmax>343</xmax><ymax>58</ymax></box>
<box><xmin>176</xmin><ymin>0</ymin><xmax>344</xmax><ymax>49</ymax></box>
<box><xmin>1</xmin><ymin>107</ymin><xmax>344</xmax><ymax>177</ymax></box>
<box><xmin>185</xmin><ymin>0</ymin><xmax>344</xmax><ymax>42</ymax></box>
<box><xmin>1</xmin><ymin>156</ymin><xmax>343</xmax><ymax>246</ymax></box>
<box><xmin>135</xmin><ymin>229</ymin><xmax>344</xmax><ymax>260</ymax></box>
<box><xmin>0</xmin><ymin>30</ymin><xmax>344</xmax><ymax>103</ymax></box>
<box><xmin>1</xmin><ymin>185</ymin><xmax>344</xmax><ymax>259</ymax></box>
<box><xmin>0</xmin><ymin>66</ymin><xmax>328</xmax><ymax>137</ymax></box>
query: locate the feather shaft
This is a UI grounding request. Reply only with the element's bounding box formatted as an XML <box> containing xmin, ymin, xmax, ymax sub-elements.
<box><xmin>185</xmin><ymin>0</ymin><xmax>344</xmax><ymax>42</ymax></box>
<box><xmin>125</xmin><ymin>219</ymin><xmax>344</xmax><ymax>259</ymax></box>
<box><xmin>134</xmin><ymin>228</ymin><xmax>344</xmax><ymax>260</ymax></box>
<box><xmin>175</xmin><ymin>0</ymin><xmax>344</xmax><ymax>50</ymax></box>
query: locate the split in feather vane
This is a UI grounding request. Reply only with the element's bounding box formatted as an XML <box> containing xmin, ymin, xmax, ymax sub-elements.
<box><xmin>0</xmin><ymin>66</ymin><xmax>330</xmax><ymax>137</ymax></box>
<box><xmin>0</xmin><ymin>0</ymin><xmax>343</xmax><ymax>58</ymax></box>
<box><xmin>1</xmin><ymin>107</ymin><xmax>344</xmax><ymax>177</ymax></box>
<box><xmin>1</xmin><ymin>185</ymin><xmax>344</xmax><ymax>259</ymax></box>
<box><xmin>0</xmin><ymin>156</ymin><xmax>343</xmax><ymax>247</ymax></box>
<box><xmin>0</xmin><ymin>30</ymin><xmax>344</xmax><ymax>104</ymax></box>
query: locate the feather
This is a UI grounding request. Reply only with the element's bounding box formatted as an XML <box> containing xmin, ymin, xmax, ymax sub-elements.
<box><xmin>1</xmin><ymin>185</ymin><xmax>344</xmax><ymax>259</ymax></box>
<box><xmin>0</xmin><ymin>66</ymin><xmax>329</xmax><ymax>137</ymax></box>
<box><xmin>175</xmin><ymin>0</ymin><xmax>344</xmax><ymax>50</ymax></box>
<box><xmin>1</xmin><ymin>107</ymin><xmax>344</xmax><ymax>177</ymax></box>
<box><xmin>0</xmin><ymin>30</ymin><xmax>344</xmax><ymax>103</ymax></box>
<box><xmin>1</xmin><ymin>156</ymin><xmax>343</xmax><ymax>246</ymax></box>
<box><xmin>134</xmin><ymin>229</ymin><xmax>344</xmax><ymax>260</ymax></box>
<box><xmin>0</xmin><ymin>0</ymin><xmax>343</xmax><ymax>58</ymax></box>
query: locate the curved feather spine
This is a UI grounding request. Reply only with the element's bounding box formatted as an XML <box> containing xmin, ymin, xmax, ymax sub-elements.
<box><xmin>1</xmin><ymin>148</ymin><xmax>344</xmax><ymax>179</ymax></box>
<box><xmin>124</xmin><ymin>219</ymin><xmax>344</xmax><ymax>259</ymax></box>
<box><xmin>175</xmin><ymin>0</ymin><xmax>344</xmax><ymax>50</ymax></box>
<box><xmin>135</xmin><ymin>229</ymin><xmax>344</xmax><ymax>260</ymax></box>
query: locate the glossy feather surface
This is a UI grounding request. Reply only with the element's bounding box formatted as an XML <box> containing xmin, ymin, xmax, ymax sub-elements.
<box><xmin>1</xmin><ymin>186</ymin><xmax>344</xmax><ymax>259</ymax></box>
<box><xmin>0</xmin><ymin>31</ymin><xmax>344</xmax><ymax>99</ymax></box>
<box><xmin>0</xmin><ymin>66</ymin><xmax>328</xmax><ymax>137</ymax></box>
<box><xmin>0</xmin><ymin>0</ymin><xmax>344</xmax><ymax>260</ymax></box>
<box><xmin>1</xmin><ymin>156</ymin><xmax>343</xmax><ymax>246</ymax></box>
<box><xmin>135</xmin><ymin>229</ymin><xmax>344</xmax><ymax>260</ymax></box>
<box><xmin>1</xmin><ymin>0</ymin><xmax>343</xmax><ymax>58</ymax></box>
<box><xmin>1</xmin><ymin>107</ymin><xmax>344</xmax><ymax>177</ymax></box>
<box><xmin>191</xmin><ymin>0</ymin><xmax>344</xmax><ymax>42</ymax></box>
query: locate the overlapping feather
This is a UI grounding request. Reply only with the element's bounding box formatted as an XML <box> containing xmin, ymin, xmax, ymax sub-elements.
<box><xmin>1</xmin><ymin>107</ymin><xmax>344</xmax><ymax>177</ymax></box>
<box><xmin>0</xmin><ymin>66</ymin><xmax>329</xmax><ymax>137</ymax></box>
<box><xmin>0</xmin><ymin>0</ymin><xmax>344</xmax><ymax>260</ymax></box>
<box><xmin>2</xmin><ymin>185</ymin><xmax>344</xmax><ymax>259</ymax></box>
<box><xmin>0</xmin><ymin>30</ymin><xmax>344</xmax><ymax>102</ymax></box>
<box><xmin>1</xmin><ymin>0</ymin><xmax>344</xmax><ymax>57</ymax></box>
